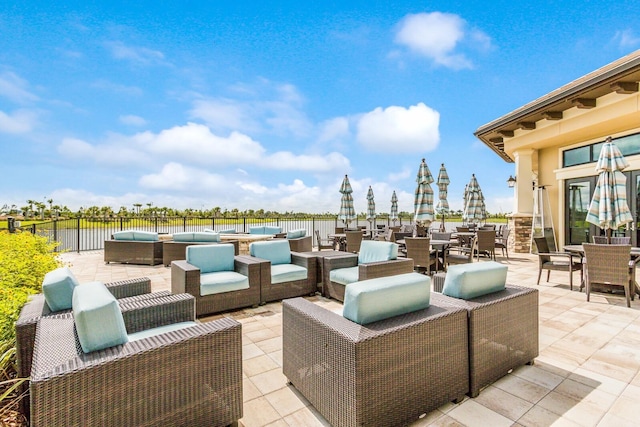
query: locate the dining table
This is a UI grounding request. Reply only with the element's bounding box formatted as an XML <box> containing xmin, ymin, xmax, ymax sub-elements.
<box><xmin>396</xmin><ymin>238</ymin><xmax>456</xmax><ymax>272</ymax></box>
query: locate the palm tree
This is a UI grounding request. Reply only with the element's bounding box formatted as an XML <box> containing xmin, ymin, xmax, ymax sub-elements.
<box><xmin>133</xmin><ymin>203</ymin><xmax>142</xmax><ymax>216</ymax></box>
<box><xmin>26</xmin><ymin>200</ymin><xmax>35</xmax><ymax>218</ymax></box>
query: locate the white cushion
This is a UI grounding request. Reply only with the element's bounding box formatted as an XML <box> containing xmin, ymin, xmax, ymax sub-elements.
<box><xmin>329</xmin><ymin>266</ymin><xmax>359</xmax><ymax>285</ymax></box>
<box><xmin>42</xmin><ymin>266</ymin><xmax>80</xmax><ymax>311</ymax></box>
<box><xmin>200</xmin><ymin>271</ymin><xmax>250</xmax><ymax>295</ymax></box>
<box><xmin>271</xmin><ymin>264</ymin><xmax>307</xmax><ymax>284</ymax></box>
<box><xmin>442</xmin><ymin>261</ymin><xmax>507</xmax><ymax>299</ymax></box>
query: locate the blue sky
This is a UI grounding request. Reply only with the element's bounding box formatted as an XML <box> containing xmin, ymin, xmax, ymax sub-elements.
<box><xmin>1</xmin><ymin>1</ymin><xmax>639</xmax><ymax>215</ymax></box>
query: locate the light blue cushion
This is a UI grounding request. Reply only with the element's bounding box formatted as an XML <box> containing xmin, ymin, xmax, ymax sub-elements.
<box><xmin>249</xmin><ymin>226</ymin><xmax>265</xmax><ymax>234</ymax></box>
<box><xmin>329</xmin><ymin>266</ymin><xmax>359</xmax><ymax>285</ymax></box>
<box><xmin>72</xmin><ymin>281</ymin><xmax>128</xmax><ymax>353</ymax></box>
<box><xmin>128</xmin><ymin>321</ymin><xmax>198</xmax><ymax>342</ymax></box>
<box><xmin>250</xmin><ymin>240</ymin><xmax>291</xmax><ymax>265</ymax></box>
<box><xmin>358</xmin><ymin>241</ymin><xmax>398</xmax><ymax>264</ymax></box>
<box><xmin>113</xmin><ymin>230</ymin><xmax>134</xmax><ymax>240</ymax></box>
<box><xmin>271</xmin><ymin>264</ymin><xmax>307</xmax><ymax>284</ymax></box>
<box><xmin>132</xmin><ymin>231</ymin><xmax>159</xmax><ymax>241</ymax></box>
<box><xmin>263</xmin><ymin>226</ymin><xmax>282</xmax><ymax>234</ymax></box>
<box><xmin>192</xmin><ymin>232</ymin><xmax>220</xmax><ymax>242</ymax></box>
<box><xmin>286</xmin><ymin>229</ymin><xmax>306</xmax><ymax>239</ymax></box>
<box><xmin>442</xmin><ymin>261</ymin><xmax>508</xmax><ymax>300</ymax></box>
<box><xmin>200</xmin><ymin>271</ymin><xmax>250</xmax><ymax>295</ymax></box>
<box><xmin>186</xmin><ymin>244</ymin><xmax>235</xmax><ymax>274</ymax></box>
<box><xmin>342</xmin><ymin>273</ymin><xmax>431</xmax><ymax>324</ymax></box>
<box><xmin>42</xmin><ymin>266</ymin><xmax>80</xmax><ymax>311</ymax></box>
<box><xmin>172</xmin><ymin>232</ymin><xmax>194</xmax><ymax>242</ymax></box>
<box><xmin>218</xmin><ymin>228</ymin><xmax>236</xmax><ymax>234</ymax></box>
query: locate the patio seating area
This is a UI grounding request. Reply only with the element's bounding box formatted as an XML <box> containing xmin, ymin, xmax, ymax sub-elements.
<box><xmin>55</xmin><ymin>249</ymin><xmax>640</xmax><ymax>427</ymax></box>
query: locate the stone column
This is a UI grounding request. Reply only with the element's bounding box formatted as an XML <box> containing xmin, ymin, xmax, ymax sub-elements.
<box><xmin>508</xmin><ymin>213</ymin><xmax>533</xmax><ymax>253</ymax></box>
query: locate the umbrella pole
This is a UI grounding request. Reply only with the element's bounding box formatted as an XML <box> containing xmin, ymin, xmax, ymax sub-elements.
<box><xmin>607</xmin><ymin>228</ymin><xmax>611</xmax><ymax>244</ymax></box>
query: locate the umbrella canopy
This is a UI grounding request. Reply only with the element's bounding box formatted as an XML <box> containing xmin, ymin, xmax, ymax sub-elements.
<box><xmin>338</xmin><ymin>174</ymin><xmax>356</xmax><ymax>225</ymax></box>
<box><xmin>436</xmin><ymin>163</ymin><xmax>450</xmax><ymax>232</ymax></box>
<box><xmin>413</xmin><ymin>158</ymin><xmax>435</xmax><ymax>226</ymax></box>
<box><xmin>366</xmin><ymin>186</ymin><xmax>376</xmax><ymax>222</ymax></box>
<box><xmin>390</xmin><ymin>191</ymin><xmax>398</xmax><ymax>224</ymax></box>
<box><xmin>463</xmin><ymin>174</ymin><xmax>486</xmax><ymax>224</ymax></box>
<box><xmin>585</xmin><ymin>137</ymin><xmax>633</xmax><ymax>239</ymax></box>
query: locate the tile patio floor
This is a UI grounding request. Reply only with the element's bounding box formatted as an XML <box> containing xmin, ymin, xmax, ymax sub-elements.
<box><xmin>59</xmin><ymin>250</ymin><xmax>640</xmax><ymax>427</ymax></box>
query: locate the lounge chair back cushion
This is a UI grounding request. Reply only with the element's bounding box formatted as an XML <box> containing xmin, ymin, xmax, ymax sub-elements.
<box><xmin>264</xmin><ymin>226</ymin><xmax>282</xmax><ymax>234</ymax></box>
<box><xmin>250</xmin><ymin>240</ymin><xmax>291</xmax><ymax>265</ymax></box>
<box><xmin>173</xmin><ymin>232</ymin><xmax>221</xmax><ymax>242</ymax></box>
<box><xmin>286</xmin><ymin>229</ymin><xmax>307</xmax><ymax>239</ymax></box>
<box><xmin>42</xmin><ymin>266</ymin><xmax>80</xmax><ymax>311</ymax></box>
<box><xmin>342</xmin><ymin>272</ymin><xmax>431</xmax><ymax>324</ymax></box>
<box><xmin>442</xmin><ymin>261</ymin><xmax>507</xmax><ymax>300</ymax></box>
<box><xmin>218</xmin><ymin>228</ymin><xmax>236</xmax><ymax>234</ymax></box>
<box><xmin>186</xmin><ymin>244</ymin><xmax>235</xmax><ymax>274</ymax></box>
<box><xmin>72</xmin><ymin>281</ymin><xmax>128</xmax><ymax>353</ymax></box>
<box><xmin>358</xmin><ymin>240</ymin><xmax>398</xmax><ymax>264</ymax></box>
<box><xmin>113</xmin><ymin>230</ymin><xmax>159</xmax><ymax>241</ymax></box>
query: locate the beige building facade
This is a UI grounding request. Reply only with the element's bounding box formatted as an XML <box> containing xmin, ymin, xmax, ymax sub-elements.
<box><xmin>475</xmin><ymin>50</ymin><xmax>640</xmax><ymax>252</ymax></box>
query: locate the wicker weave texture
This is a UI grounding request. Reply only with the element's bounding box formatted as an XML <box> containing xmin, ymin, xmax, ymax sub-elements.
<box><xmin>30</xmin><ymin>315</ymin><xmax>242</xmax><ymax>427</ymax></box>
<box><xmin>283</xmin><ymin>296</ymin><xmax>468</xmax><ymax>427</ymax></box>
<box><xmin>104</xmin><ymin>240</ymin><xmax>163</xmax><ymax>265</ymax></box>
<box><xmin>246</xmin><ymin>252</ymin><xmax>318</xmax><ymax>303</ymax></box>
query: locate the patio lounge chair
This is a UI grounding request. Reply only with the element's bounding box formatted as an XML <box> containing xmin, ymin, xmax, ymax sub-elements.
<box><xmin>29</xmin><ymin>282</ymin><xmax>242</xmax><ymax>427</ymax></box>
<box><xmin>283</xmin><ymin>273</ymin><xmax>468</xmax><ymax>427</ymax></box>
<box><xmin>322</xmin><ymin>240</ymin><xmax>414</xmax><ymax>302</ymax></box>
<box><xmin>171</xmin><ymin>243</ymin><xmax>261</xmax><ymax>316</ymax></box>
<box><xmin>162</xmin><ymin>231</ymin><xmax>240</xmax><ymax>266</ymax></box>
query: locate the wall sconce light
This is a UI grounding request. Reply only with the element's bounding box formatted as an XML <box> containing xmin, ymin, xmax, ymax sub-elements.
<box><xmin>507</xmin><ymin>175</ymin><xmax>517</xmax><ymax>188</ymax></box>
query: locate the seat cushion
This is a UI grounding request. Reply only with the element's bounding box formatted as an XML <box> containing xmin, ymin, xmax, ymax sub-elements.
<box><xmin>72</xmin><ymin>281</ymin><xmax>128</xmax><ymax>353</ymax></box>
<box><xmin>358</xmin><ymin>240</ymin><xmax>398</xmax><ymax>264</ymax></box>
<box><xmin>250</xmin><ymin>240</ymin><xmax>291</xmax><ymax>265</ymax></box>
<box><xmin>200</xmin><ymin>271</ymin><xmax>250</xmax><ymax>295</ymax></box>
<box><xmin>329</xmin><ymin>266</ymin><xmax>359</xmax><ymax>285</ymax></box>
<box><xmin>128</xmin><ymin>321</ymin><xmax>198</xmax><ymax>342</ymax></box>
<box><xmin>132</xmin><ymin>231</ymin><xmax>159</xmax><ymax>241</ymax></box>
<box><xmin>342</xmin><ymin>272</ymin><xmax>431</xmax><ymax>324</ymax></box>
<box><xmin>186</xmin><ymin>244</ymin><xmax>235</xmax><ymax>273</ymax></box>
<box><xmin>42</xmin><ymin>266</ymin><xmax>80</xmax><ymax>311</ymax></box>
<box><xmin>442</xmin><ymin>261</ymin><xmax>507</xmax><ymax>300</ymax></box>
<box><xmin>271</xmin><ymin>264</ymin><xmax>308</xmax><ymax>284</ymax></box>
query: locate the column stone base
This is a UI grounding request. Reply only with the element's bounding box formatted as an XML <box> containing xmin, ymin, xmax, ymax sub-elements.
<box><xmin>508</xmin><ymin>214</ymin><xmax>534</xmax><ymax>253</ymax></box>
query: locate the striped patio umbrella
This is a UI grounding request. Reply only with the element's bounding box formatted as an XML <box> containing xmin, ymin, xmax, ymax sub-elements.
<box><xmin>390</xmin><ymin>191</ymin><xmax>399</xmax><ymax>224</ymax></box>
<box><xmin>338</xmin><ymin>174</ymin><xmax>356</xmax><ymax>226</ymax></box>
<box><xmin>413</xmin><ymin>158</ymin><xmax>435</xmax><ymax>226</ymax></box>
<box><xmin>585</xmin><ymin>137</ymin><xmax>632</xmax><ymax>242</ymax></box>
<box><xmin>463</xmin><ymin>174</ymin><xmax>486</xmax><ymax>224</ymax></box>
<box><xmin>366</xmin><ymin>186</ymin><xmax>376</xmax><ymax>222</ymax></box>
<box><xmin>436</xmin><ymin>163</ymin><xmax>450</xmax><ymax>232</ymax></box>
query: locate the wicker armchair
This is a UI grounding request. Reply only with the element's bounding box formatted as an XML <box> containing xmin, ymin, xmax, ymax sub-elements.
<box><xmin>322</xmin><ymin>242</ymin><xmax>414</xmax><ymax>302</ymax></box>
<box><xmin>582</xmin><ymin>243</ymin><xmax>633</xmax><ymax>307</ymax></box>
<box><xmin>315</xmin><ymin>230</ymin><xmax>335</xmax><ymax>250</ymax></box>
<box><xmin>446</xmin><ymin>236</ymin><xmax>477</xmax><ymax>267</ymax></box>
<box><xmin>495</xmin><ymin>227</ymin><xmax>510</xmax><ymax>259</ymax></box>
<box><xmin>476</xmin><ymin>230</ymin><xmax>496</xmax><ymax>261</ymax></box>
<box><xmin>29</xmin><ymin>294</ymin><xmax>243</xmax><ymax>427</ymax></box>
<box><xmin>171</xmin><ymin>244</ymin><xmax>261</xmax><ymax>317</ymax></box>
<box><xmin>534</xmin><ymin>237</ymin><xmax>582</xmax><ymax>291</ymax></box>
<box><xmin>345</xmin><ymin>230</ymin><xmax>363</xmax><ymax>253</ymax></box>
<box><xmin>163</xmin><ymin>240</ymin><xmax>240</xmax><ymax>266</ymax></box>
<box><xmin>104</xmin><ymin>239</ymin><xmax>163</xmax><ymax>265</ymax></box>
<box><xmin>282</xmin><ymin>295</ymin><xmax>468</xmax><ymax>427</ymax></box>
<box><xmin>404</xmin><ymin>237</ymin><xmax>437</xmax><ymax>274</ymax></box>
<box><xmin>16</xmin><ymin>277</ymin><xmax>156</xmax><ymax>420</ymax></box>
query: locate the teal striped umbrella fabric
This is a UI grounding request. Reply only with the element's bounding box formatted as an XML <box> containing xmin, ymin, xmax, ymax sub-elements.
<box><xmin>463</xmin><ymin>174</ymin><xmax>486</xmax><ymax>224</ymax></box>
<box><xmin>413</xmin><ymin>158</ymin><xmax>435</xmax><ymax>226</ymax></box>
<box><xmin>585</xmin><ymin>138</ymin><xmax>632</xmax><ymax>235</ymax></box>
<box><xmin>366</xmin><ymin>186</ymin><xmax>376</xmax><ymax>222</ymax></box>
<box><xmin>338</xmin><ymin>174</ymin><xmax>356</xmax><ymax>225</ymax></box>
<box><xmin>436</xmin><ymin>163</ymin><xmax>450</xmax><ymax>231</ymax></box>
<box><xmin>390</xmin><ymin>191</ymin><xmax>398</xmax><ymax>224</ymax></box>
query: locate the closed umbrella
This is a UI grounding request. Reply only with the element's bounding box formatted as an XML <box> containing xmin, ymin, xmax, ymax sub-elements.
<box><xmin>414</xmin><ymin>158</ymin><xmax>435</xmax><ymax>227</ymax></box>
<box><xmin>436</xmin><ymin>163</ymin><xmax>450</xmax><ymax>232</ymax></box>
<box><xmin>338</xmin><ymin>174</ymin><xmax>356</xmax><ymax>226</ymax></box>
<box><xmin>463</xmin><ymin>174</ymin><xmax>486</xmax><ymax>224</ymax></box>
<box><xmin>366</xmin><ymin>186</ymin><xmax>376</xmax><ymax>223</ymax></box>
<box><xmin>390</xmin><ymin>191</ymin><xmax>398</xmax><ymax>225</ymax></box>
<box><xmin>585</xmin><ymin>137</ymin><xmax>633</xmax><ymax>242</ymax></box>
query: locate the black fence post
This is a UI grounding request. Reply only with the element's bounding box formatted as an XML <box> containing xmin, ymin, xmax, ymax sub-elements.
<box><xmin>53</xmin><ymin>220</ymin><xmax>58</xmax><ymax>251</ymax></box>
<box><xmin>183</xmin><ymin>217</ymin><xmax>187</xmax><ymax>231</ymax></box>
<box><xmin>77</xmin><ymin>217</ymin><xmax>81</xmax><ymax>253</ymax></box>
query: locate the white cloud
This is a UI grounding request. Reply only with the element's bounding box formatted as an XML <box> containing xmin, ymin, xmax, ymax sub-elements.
<box><xmin>104</xmin><ymin>41</ymin><xmax>166</xmax><ymax>66</ymax></box>
<box><xmin>119</xmin><ymin>114</ymin><xmax>147</xmax><ymax>126</ymax></box>
<box><xmin>612</xmin><ymin>29</ymin><xmax>640</xmax><ymax>49</ymax></box>
<box><xmin>139</xmin><ymin>162</ymin><xmax>228</xmax><ymax>191</ymax></box>
<box><xmin>0</xmin><ymin>109</ymin><xmax>38</xmax><ymax>134</ymax></box>
<box><xmin>356</xmin><ymin>103</ymin><xmax>440</xmax><ymax>152</ymax></box>
<box><xmin>394</xmin><ymin>12</ymin><xmax>490</xmax><ymax>69</ymax></box>
<box><xmin>0</xmin><ymin>72</ymin><xmax>39</xmax><ymax>104</ymax></box>
<box><xmin>317</xmin><ymin>117</ymin><xmax>350</xmax><ymax>143</ymax></box>
<box><xmin>92</xmin><ymin>79</ymin><xmax>143</xmax><ymax>96</ymax></box>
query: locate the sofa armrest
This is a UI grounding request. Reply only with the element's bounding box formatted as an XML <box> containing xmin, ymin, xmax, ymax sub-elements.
<box><xmin>359</xmin><ymin>258</ymin><xmax>414</xmax><ymax>281</ymax></box>
<box><xmin>234</xmin><ymin>256</ymin><xmax>262</xmax><ymax>290</ymax></box>
<box><xmin>120</xmin><ymin>293</ymin><xmax>196</xmax><ymax>333</ymax></box>
<box><xmin>105</xmin><ymin>277</ymin><xmax>152</xmax><ymax>299</ymax></box>
<box><xmin>171</xmin><ymin>260</ymin><xmax>201</xmax><ymax>296</ymax></box>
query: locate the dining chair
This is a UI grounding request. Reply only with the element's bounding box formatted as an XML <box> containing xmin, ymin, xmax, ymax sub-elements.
<box><xmin>582</xmin><ymin>243</ymin><xmax>632</xmax><ymax>307</ymax></box>
<box><xmin>533</xmin><ymin>237</ymin><xmax>582</xmax><ymax>291</ymax></box>
<box><xmin>495</xmin><ymin>227</ymin><xmax>510</xmax><ymax>259</ymax></box>
<box><xmin>592</xmin><ymin>236</ymin><xmax>608</xmax><ymax>244</ymax></box>
<box><xmin>611</xmin><ymin>236</ymin><xmax>631</xmax><ymax>244</ymax></box>
<box><xmin>315</xmin><ymin>230</ymin><xmax>335</xmax><ymax>251</ymax></box>
<box><xmin>404</xmin><ymin>237</ymin><xmax>437</xmax><ymax>274</ymax></box>
<box><xmin>346</xmin><ymin>230</ymin><xmax>364</xmax><ymax>253</ymax></box>
<box><xmin>446</xmin><ymin>236</ymin><xmax>477</xmax><ymax>267</ymax></box>
<box><xmin>476</xmin><ymin>230</ymin><xmax>496</xmax><ymax>261</ymax></box>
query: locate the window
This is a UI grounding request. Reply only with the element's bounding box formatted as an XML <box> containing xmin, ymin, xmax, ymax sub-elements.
<box><xmin>562</xmin><ymin>132</ymin><xmax>640</xmax><ymax>167</ymax></box>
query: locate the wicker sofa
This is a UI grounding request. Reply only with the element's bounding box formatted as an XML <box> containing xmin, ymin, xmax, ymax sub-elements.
<box><xmin>29</xmin><ymin>293</ymin><xmax>243</xmax><ymax>427</ymax></box>
<box><xmin>15</xmin><ymin>276</ymin><xmax>157</xmax><ymax>420</ymax></box>
<box><xmin>283</xmin><ymin>294</ymin><xmax>469</xmax><ymax>427</ymax></box>
<box><xmin>104</xmin><ymin>230</ymin><xmax>163</xmax><ymax>265</ymax></box>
